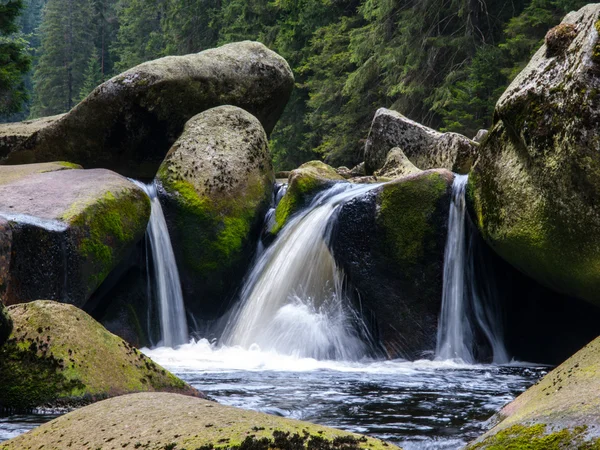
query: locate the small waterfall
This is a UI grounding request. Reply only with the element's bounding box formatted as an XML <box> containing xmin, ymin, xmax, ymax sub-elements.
<box><xmin>436</xmin><ymin>175</ymin><xmax>508</xmax><ymax>363</ymax></box>
<box><xmin>223</xmin><ymin>183</ymin><xmax>378</xmax><ymax>361</ymax></box>
<box><xmin>133</xmin><ymin>181</ymin><xmax>188</xmax><ymax>347</ymax></box>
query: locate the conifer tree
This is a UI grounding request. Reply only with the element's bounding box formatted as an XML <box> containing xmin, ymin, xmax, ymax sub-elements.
<box><xmin>78</xmin><ymin>47</ymin><xmax>103</xmax><ymax>101</ymax></box>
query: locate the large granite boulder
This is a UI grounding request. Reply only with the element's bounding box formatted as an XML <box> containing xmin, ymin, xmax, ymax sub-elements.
<box><xmin>0</xmin><ymin>41</ymin><xmax>294</xmax><ymax>179</ymax></box>
<box><xmin>156</xmin><ymin>106</ymin><xmax>274</xmax><ymax>318</ymax></box>
<box><xmin>468</xmin><ymin>4</ymin><xmax>600</xmax><ymax>306</ymax></box>
<box><xmin>1</xmin><ymin>392</ymin><xmax>397</xmax><ymax>449</ymax></box>
<box><xmin>468</xmin><ymin>334</ymin><xmax>600</xmax><ymax>448</ymax></box>
<box><xmin>331</xmin><ymin>170</ymin><xmax>453</xmax><ymax>358</ymax></box>
<box><xmin>364</xmin><ymin>108</ymin><xmax>478</xmax><ymax>175</ymax></box>
<box><xmin>0</xmin><ymin>163</ymin><xmax>150</xmax><ymax>307</ymax></box>
<box><xmin>0</xmin><ymin>115</ymin><xmax>64</xmax><ymax>160</ymax></box>
<box><xmin>0</xmin><ymin>301</ymin><xmax>200</xmax><ymax>411</ymax></box>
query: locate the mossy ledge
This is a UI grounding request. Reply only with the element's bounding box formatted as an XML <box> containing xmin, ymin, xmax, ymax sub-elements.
<box><xmin>469</xmin><ymin>424</ymin><xmax>599</xmax><ymax>449</ymax></box>
<box><xmin>0</xmin><ymin>301</ymin><xmax>200</xmax><ymax>412</ymax></box>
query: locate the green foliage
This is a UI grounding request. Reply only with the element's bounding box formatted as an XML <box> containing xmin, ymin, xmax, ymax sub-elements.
<box><xmin>78</xmin><ymin>47</ymin><xmax>103</xmax><ymax>101</ymax></box>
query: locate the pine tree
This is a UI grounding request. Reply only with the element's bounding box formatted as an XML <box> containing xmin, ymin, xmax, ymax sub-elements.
<box><xmin>78</xmin><ymin>47</ymin><xmax>103</xmax><ymax>101</ymax></box>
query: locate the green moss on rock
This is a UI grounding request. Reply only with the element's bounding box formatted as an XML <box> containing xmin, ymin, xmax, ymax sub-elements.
<box><xmin>470</xmin><ymin>424</ymin><xmax>598</xmax><ymax>449</ymax></box>
<box><xmin>0</xmin><ymin>301</ymin><xmax>199</xmax><ymax>412</ymax></box>
<box><xmin>0</xmin><ymin>302</ymin><xmax>11</xmax><ymax>347</ymax></box>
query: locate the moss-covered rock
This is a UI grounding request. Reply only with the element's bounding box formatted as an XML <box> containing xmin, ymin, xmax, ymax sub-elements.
<box><xmin>364</xmin><ymin>108</ymin><xmax>478</xmax><ymax>175</ymax></box>
<box><xmin>467</xmin><ymin>334</ymin><xmax>600</xmax><ymax>448</ymax></box>
<box><xmin>468</xmin><ymin>4</ymin><xmax>600</xmax><ymax>306</ymax></box>
<box><xmin>331</xmin><ymin>170</ymin><xmax>453</xmax><ymax>358</ymax></box>
<box><xmin>0</xmin><ymin>42</ymin><xmax>293</xmax><ymax>179</ymax></box>
<box><xmin>271</xmin><ymin>161</ymin><xmax>346</xmax><ymax>235</ymax></box>
<box><xmin>374</xmin><ymin>147</ymin><xmax>422</xmax><ymax>179</ymax></box>
<box><xmin>0</xmin><ymin>165</ymin><xmax>150</xmax><ymax>307</ymax></box>
<box><xmin>1</xmin><ymin>392</ymin><xmax>398</xmax><ymax>450</ymax></box>
<box><xmin>156</xmin><ymin>106</ymin><xmax>273</xmax><ymax>318</ymax></box>
<box><xmin>0</xmin><ymin>301</ymin><xmax>11</xmax><ymax>348</ymax></box>
<box><xmin>0</xmin><ymin>301</ymin><xmax>200</xmax><ymax>412</ymax></box>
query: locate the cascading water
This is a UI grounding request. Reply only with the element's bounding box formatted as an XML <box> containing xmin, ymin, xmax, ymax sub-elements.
<box><xmin>133</xmin><ymin>181</ymin><xmax>188</xmax><ymax>347</ymax></box>
<box><xmin>436</xmin><ymin>175</ymin><xmax>508</xmax><ymax>363</ymax></box>
<box><xmin>223</xmin><ymin>183</ymin><xmax>379</xmax><ymax>361</ymax></box>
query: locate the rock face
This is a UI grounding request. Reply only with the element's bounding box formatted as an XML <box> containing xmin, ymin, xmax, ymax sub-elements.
<box><xmin>0</xmin><ymin>115</ymin><xmax>64</xmax><ymax>160</ymax></box>
<box><xmin>374</xmin><ymin>147</ymin><xmax>422</xmax><ymax>179</ymax></box>
<box><xmin>0</xmin><ymin>301</ymin><xmax>200</xmax><ymax>411</ymax></box>
<box><xmin>0</xmin><ymin>301</ymin><xmax>10</xmax><ymax>347</ymax></box>
<box><xmin>0</xmin><ymin>164</ymin><xmax>150</xmax><ymax>307</ymax></box>
<box><xmin>364</xmin><ymin>108</ymin><xmax>478</xmax><ymax>175</ymax></box>
<box><xmin>332</xmin><ymin>170</ymin><xmax>453</xmax><ymax>358</ymax></box>
<box><xmin>1</xmin><ymin>41</ymin><xmax>294</xmax><ymax>179</ymax></box>
<box><xmin>468</xmin><ymin>335</ymin><xmax>600</xmax><ymax>448</ymax></box>
<box><xmin>271</xmin><ymin>161</ymin><xmax>346</xmax><ymax>235</ymax></box>
<box><xmin>1</xmin><ymin>392</ymin><xmax>398</xmax><ymax>450</ymax></box>
<box><xmin>156</xmin><ymin>106</ymin><xmax>273</xmax><ymax>318</ymax></box>
<box><xmin>468</xmin><ymin>4</ymin><xmax>600</xmax><ymax>306</ymax></box>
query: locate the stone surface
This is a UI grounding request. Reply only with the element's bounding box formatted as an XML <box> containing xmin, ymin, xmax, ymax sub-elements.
<box><xmin>271</xmin><ymin>161</ymin><xmax>346</xmax><ymax>235</ymax></box>
<box><xmin>0</xmin><ymin>115</ymin><xmax>64</xmax><ymax>160</ymax></box>
<box><xmin>0</xmin><ymin>301</ymin><xmax>200</xmax><ymax>411</ymax></box>
<box><xmin>468</xmin><ymin>334</ymin><xmax>600</xmax><ymax>448</ymax></box>
<box><xmin>374</xmin><ymin>147</ymin><xmax>422</xmax><ymax>179</ymax></box>
<box><xmin>1</xmin><ymin>392</ymin><xmax>398</xmax><ymax>450</ymax></box>
<box><xmin>1</xmin><ymin>41</ymin><xmax>294</xmax><ymax>179</ymax></box>
<box><xmin>332</xmin><ymin>170</ymin><xmax>453</xmax><ymax>358</ymax></box>
<box><xmin>473</xmin><ymin>129</ymin><xmax>488</xmax><ymax>143</ymax></box>
<box><xmin>156</xmin><ymin>106</ymin><xmax>273</xmax><ymax>318</ymax></box>
<box><xmin>364</xmin><ymin>108</ymin><xmax>478</xmax><ymax>175</ymax></box>
<box><xmin>468</xmin><ymin>4</ymin><xmax>600</xmax><ymax>306</ymax></box>
<box><xmin>0</xmin><ymin>164</ymin><xmax>150</xmax><ymax>307</ymax></box>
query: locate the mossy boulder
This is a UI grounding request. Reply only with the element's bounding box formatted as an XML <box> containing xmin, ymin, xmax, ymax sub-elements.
<box><xmin>468</xmin><ymin>334</ymin><xmax>600</xmax><ymax>448</ymax></box>
<box><xmin>468</xmin><ymin>4</ymin><xmax>600</xmax><ymax>306</ymax></box>
<box><xmin>1</xmin><ymin>392</ymin><xmax>398</xmax><ymax>450</ymax></box>
<box><xmin>0</xmin><ymin>164</ymin><xmax>150</xmax><ymax>307</ymax></box>
<box><xmin>0</xmin><ymin>41</ymin><xmax>294</xmax><ymax>179</ymax></box>
<box><xmin>0</xmin><ymin>301</ymin><xmax>200</xmax><ymax>412</ymax></box>
<box><xmin>156</xmin><ymin>106</ymin><xmax>273</xmax><ymax>318</ymax></box>
<box><xmin>271</xmin><ymin>161</ymin><xmax>346</xmax><ymax>235</ymax></box>
<box><xmin>374</xmin><ymin>147</ymin><xmax>422</xmax><ymax>179</ymax></box>
<box><xmin>364</xmin><ymin>108</ymin><xmax>478</xmax><ymax>175</ymax></box>
<box><xmin>331</xmin><ymin>170</ymin><xmax>453</xmax><ymax>358</ymax></box>
<box><xmin>0</xmin><ymin>301</ymin><xmax>11</xmax><ymax>347</ymax></box>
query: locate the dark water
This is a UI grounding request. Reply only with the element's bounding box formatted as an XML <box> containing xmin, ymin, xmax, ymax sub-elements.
<box><xmin>0</xmin><ymin>340</ymin><xmax>546</xmax><ymax>449</ymax></box>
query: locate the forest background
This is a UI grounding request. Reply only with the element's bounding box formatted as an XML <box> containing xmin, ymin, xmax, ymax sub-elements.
<box><xmin>0</xmin><ymin>0</ymin><xmax>588</xmax><ymax>170</ymax></box>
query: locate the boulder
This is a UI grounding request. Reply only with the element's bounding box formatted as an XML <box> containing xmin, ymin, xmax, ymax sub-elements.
<box><xmin>468</xmin><ymin>4</ymin><xmax>600</xmax><ymax>306</ymax></box>
<box><xmin>473</xmin><ymin>129</ymin><xmax>488</xmax><ymax>143</ymax></box>
<box><xmin>364</xmin><ymin>108</ymin><xmax>478</xmax><ymax>175</ymax></box>
<box><xmin>1</xmin><ymin>392</ymin><xmax>397</xmax><ymax>450</ymax></box>
<box><xmin>271</xmin><ymin>161</ymin><xmax>346</xmax><ymax>235</ymax></box>
<box><xmin>0</xmin><ymin>301</ymin><xmax>200</xmax><ymax>411</ymax></box>
<box><xmin>0</xmin><ymin>301</ymin><xmax>10</xmax><ymax>348</ymax></box>
<box><xmin>374</xmin><ymin>147</ymin><xmax>422</xmax><ymax>179</ymax></box>
<box><xmin>156</xmin><ymin>106</ymin><xmax>273</xmax><ymax>318</ymax></box>
<box><xmin>0</xmin><ymin>115</ymin><xmax>64</xmax><ymax>160</ymax></box>
<box><xmin>350</xmin><ymin>162</ymin><xmax>366</xmax><ymax>177</ymax></box>
<box><xmin>468</xmin><ymin>334</ymin><xmax>600</xmax><ymax>448</ymax></box>
<box><xmin>0</xmin><ymin>164</ymin><xmax>150</xmax><ymax>307</ymax></box>
<box><xmin>1</xmin><ymin>41</ymin><xmax>294</xmax><ymax>179</ymax></box>
<box><xmin>331</xmin><ymin>170</ymin><xmax>453</xmax><ymax>358</ymax></box>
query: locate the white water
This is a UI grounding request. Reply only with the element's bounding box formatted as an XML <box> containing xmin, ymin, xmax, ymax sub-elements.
<box><xmin>223</xmin><ymin>183</ymin><xmax>379</xmax><ymax>361</ymax></box>
<box><xmin>133</xmin><ymin>181</ymin><xmax>188</xmax><ymax>347</ymax></box>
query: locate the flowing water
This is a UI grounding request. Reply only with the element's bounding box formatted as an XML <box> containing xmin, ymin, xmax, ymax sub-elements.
<box><xmin>132</xmin><ymin>180</ymin><xmax>188</xmax><ymax>347</ymax></box>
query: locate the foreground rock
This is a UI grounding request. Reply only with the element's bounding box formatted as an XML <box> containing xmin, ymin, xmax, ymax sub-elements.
<box><xmin>1</xmin><ymin>41</ymin><xmax>294</xmax><ymax>179</ymax></box>
<box><xmin>468</xmin><ymin>4</ymin><xmax>600</xmax><ymax>306</ymax></box>
<box><xmin>157</xmin><ymin>106</ymin><xmax>273</xmax><ymax>318</ymax></box>
<box><xmin>0</xmin><ymin>164</ymin><xmax>150</xmax><ymax>306</ymax></box>
<box><xmin>271</xmin><ymin>161</ymin><xmax>346</xmax><ymax>234</ymax></box>
<box><xmin>332</xmin><ymin>170</ymin><xmax>453</xmax><ymax>358</ymax></box>
<box><xmin>0</xmin><ymin>301</ymin><xmax>199</xmax><ymax>411</ymax></box>
<box><xmin>364</xmin><ymin>108</ymin><xmax>478</xmax><ymax>174</ymax></box>
<box><xmin>2</xmin><ymin>392</ymin><xmax>397</xmax><ymax>450</ymax></box>
<box><xmin>468</xmin><ymin>335</ymin><xmax>600</xmax><ymax>448</ymax></box>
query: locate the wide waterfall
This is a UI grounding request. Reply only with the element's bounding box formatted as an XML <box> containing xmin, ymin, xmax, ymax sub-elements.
<box><xmin>133</xmin><ymin>181</ymin><xmax>188</xmax><ymax>347</ymax></box>
<box><xmin>436</xmin><ymin>175</ymin><xmax>508</xmax><ymax>363</ymax></box>
<box><xmin>223</xmin><ymin>183</ymin><xmax>379</xmax><ymax>361</ymax></box>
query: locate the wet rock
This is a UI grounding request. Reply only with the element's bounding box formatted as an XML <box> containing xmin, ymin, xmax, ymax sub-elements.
<box><xmin>0</xmin><ymin>301</ymin><xmax>200</xmax><ymax>411</ymax></box>
<box><xmin>1</xmin><ymin>41</ymin><xmax>294</xmax><ymax>179</ymax></box>
<box><xmin>271</xmin><ymin>161</ymin><xmax>346</xmax><ymax>235</ymax></box>
<box><xmin>332</xmin><ymin>170</ymin><xmax>453</xmax><ymax>358</ymax></box>
<box><xmin>364</xmin><ymin>108</ymin><xmax>478</xmax><ymax>174</ymax></box>
<box><xmin>2</xmin><ymin>392</ymin><xmax>397</xmax><ymax>449</ymax></box>
<box><xmin>374</xmin><ymin>147</ymin><xmax>422</xmax><ymax>179</ymax></box>
<box><xmin>156</xmin><ymin>106</ymin><xmax>273</xmax><ymax>319</ymax></box>
<box><xmin>468</xmin><ymin>334</ymin><xmax>600</xmax><ymax>448</ymax></box>
<box><xmin>468</xmin><ymin>4</ymin><xmax>600</xmax><ymax>306</ymax></box>
<box><xmin>0</xmin><ymin>164</ymin><xmax>150</xmax><ymax>307</ymax></box>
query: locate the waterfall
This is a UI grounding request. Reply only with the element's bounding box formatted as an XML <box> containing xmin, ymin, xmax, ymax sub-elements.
<box><xmin>223</xmin><ymin>183</ymin><xmax>379</xmax><ymax>361</ymax></box>
<box><xmin>436</xmin><ymin>175</ymin><xmax>508</xmax><ymax>363</ymax></box>
<box><xmin>133</xmin><ymin>181</ymin><xmax>188</xmax><ymax>347</ymax></box>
